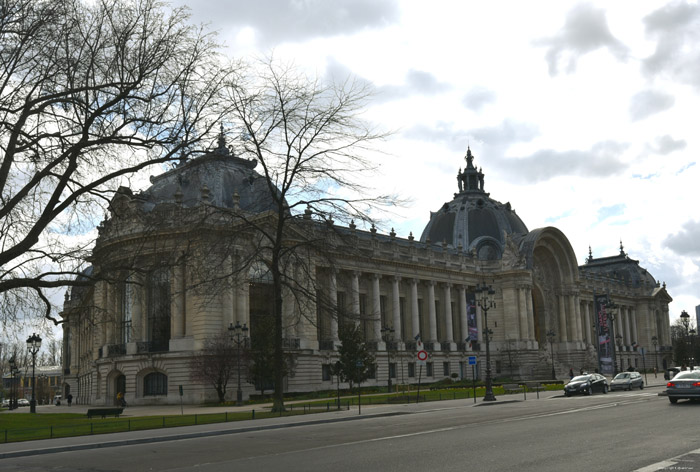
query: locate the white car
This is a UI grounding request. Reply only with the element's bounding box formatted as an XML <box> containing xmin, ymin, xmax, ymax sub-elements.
<box><xmin>17</xmin><ymin>398</ymin><xmax>30</xmax><ymax>406</ymax></box>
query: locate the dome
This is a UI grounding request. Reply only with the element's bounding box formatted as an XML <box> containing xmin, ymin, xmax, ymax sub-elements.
<box><xmin>140</xmin><ymin>134</ymin><xmax>279</xmax><ymax>214</ymax></box>
<box><xmin>419</xmin><ymin>148</ymin><xmax>528</xmax><ymax>259</ymax></box>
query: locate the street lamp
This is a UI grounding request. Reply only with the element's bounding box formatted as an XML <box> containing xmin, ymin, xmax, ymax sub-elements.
<box><xmin>8</xmin><ymin>356</ymin><xmax>17</xmax><ymax>410</ymax></box>
<box><xmin>228</xmin><ymin>321</ymin><xmax>249</xmax><ymax>406</ymax></box>
<box><xmin>615</xmin><ymin>334</ymin><xmax>623</xmax><ymax>373</ymax></box>
<box><xmin>475</xmin><ymin>281</ymin><xmax>496</xmax><ymax>402</ymax></box>
<box><xmin>26</xmin><ymin>333</ymin><xmax>42</xmax><ymax>413</ymax></box>
<box><xmin>380</xmin><ymin>325</ymin><xmax>395</xmax><ymax>394</ymax></box>
<box><xmin>546</xmin><ymin>330</ymin><xmax>556</xmax><ymax>380</ymax></box>
<box><xmin>604</xmin><ymin>298</ymin><xmax>619</xmax><ymax>375</ymax></box>
<box><xmin>690</xmin><ymin>328</ymin><xmax>697</xmax><ymax>369</ymax></box>
<box><xmin>680</xmin><ymin>310</ymin><xmax>691</xmax><ymax>367</ymax></box>
<box><xmin>651</xmin><ymin>336</ymin><xmax>658</xmax><ymax>378</ymax></box>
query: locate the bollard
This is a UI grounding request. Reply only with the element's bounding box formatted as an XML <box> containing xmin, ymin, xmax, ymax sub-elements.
<box><xmin>50</xmin><ymin>426</ymin><xmax>53</xmax><ymax>439</ymax></box>
<box><xmin>195</xmin><ymin>414</ymin><xmax>198</xmax><ymax>425</ymax></box>
<box><xmin>523</xmin><ymin>385</ymin><xmax>526</xmax><ymax>401</ymax></box>
<box><xmin>252</xmin><ymin>409</ymin><xmax>255</xmax><ymax>419</ymax></box>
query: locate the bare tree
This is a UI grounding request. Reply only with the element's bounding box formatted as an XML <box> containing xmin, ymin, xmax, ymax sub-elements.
<box><xmin>224</xmin><ymin>59</ymin><xmax>397</xmax><ymax>411</ymax></box>
<box><xmin>188</xmin><ymin>331</ymin><xmax>242</xmax><ymax>404</ymax></box>
<box><xmin>0</xmin><ymin>0</ymin><xmax>232</xmax><ymax>328</ymax></box>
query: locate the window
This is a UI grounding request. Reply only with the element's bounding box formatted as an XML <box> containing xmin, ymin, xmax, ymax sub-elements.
<box><xmin>144</xmin><ymin>372</ymin><xmax>167</xmax><ymax>396</ymax></box>
<box><xmin>119</xmin><ymin>278</ymin><xmax>133</xmax><ymax>344</ymax></box>
<box><xmin>426</xmin><ymin>362</ymin><xmax>433</xmax><ymax>377</ymax></box>
<box><xmin>399</xmin><ymin>297</ymin><xmax>406</xmax><ymax>341</ymax></box>
<box><xmin>389</xmin><ymin>362</ymin><xmax>396</xmax><ymax>379</ymax></box>
<box><xmin>443</xmin><ymin>361</ymin><xmax>450</xmax><ymax>377</ymax></box>
<box><xmin>322</xmin><ymin>364</ymin><xmax>332</xmax><ymax>381</ymax></box>
<box><xmin>147</xmin><ymin>267</ymin><xmax>171</xmax><ymax>351</ymax></box>
<box><xmin>367</xmin><ymin>364</ymin><xmax>376</xmax><ymax>379</ymax></box>
<box><xmin>496</xmin><ymin>360</ymin><xmax>502</xmax><ymax>374</ymax></box>
<box><xmin>408</xmin><ymin>362</ymin><xmax>415</xmax><ymax>378</ymax></box>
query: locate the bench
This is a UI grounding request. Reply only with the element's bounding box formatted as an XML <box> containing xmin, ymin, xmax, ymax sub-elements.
<box><xmin>502</xmin><ymin>383</ymin><xmax>522</xmax><ymax>393</ymax></box>
<box><xmin>86</xmin><ymin>407</ymin><xmax>124</xmax><ymax>419</ymax></box>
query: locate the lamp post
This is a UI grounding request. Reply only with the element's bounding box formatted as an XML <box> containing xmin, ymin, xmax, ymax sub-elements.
<box><xmin>380</xmin><ymin>325</ymin><xmax>395</xmax><ymax>394</ymax></box>
<box><xmin>26</xmin><ymin>333</ymin><xmax>42</xmax><ymax>413</ymax></box>
<box><xmin>604</xmin><ymin>298</ymin><xmax>619</xmax><ymax>375</ymax></box>
<box><xmin>651</xmin><ymin>336</ymin><xmax>658</xmax><ymax>378</ymax></box>
<box><xmin>546</xmin><ymin>329</ymin><xmax>556</xmax><ymax>380</ymax></box>
<box><xmin>475</xmin><ymin>282</ymin><xmax>496</xmax><ymax>402</ymax></box>
<box><xmin>228</xmin><ymin>321</ymin><xmax>249</xmax><ymax>406</ymax></box>
<box><xmin>615</xmin><ymin>333</ymin><xmax>623</xmax><ymax>373</ymax></box>
<box><xmin>8</xmin><ymin>357</ymin><xmax>17</xmax><ymax>410</ymax></box>
<box><xmin>680</xmin><ymin>310</ymin><xmax>690</xmax><ymax>367</ymax></box>
<box><xmin>690</xmin><ymin>328</ymin><xmax>697</xmax><ymax>369</ymax></box>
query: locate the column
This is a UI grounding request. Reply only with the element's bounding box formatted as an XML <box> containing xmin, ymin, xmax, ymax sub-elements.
<box><xmin>568</xmin><ymin>294</ymin><xmax>578</xmax><ymax>341</ymax></box>
<box><xmin>574</xmin><ymin>295</ymin><xmax>583</xmax><ymax>343</ymax></box>
<box><xmin>427</xmin><ymin>281</ymin><xmax>437</xmax><ymax>343</ymax></box>
<box><xmin>171</xmin><ymin>263</ymin><xmax>185</xmax><ymax>338</ymax></box>
<box><xmin>410</xmin><ymin>279</ymin><xmax>419</xmax><ymax>340</ymax></box>
<box><xmin>235</xmin><ymin>277</ymin><xmax>247</xmax><ymax>326</ymax></box>
<box><xmin>583</xmin><ymin>302</ymin><xmax>591</xmax><ymax>344</ymax></box>
<box><xmin>392</xmin><ymin>277</ymin><xmax>401</xmax><ymax>338</ymax></box>
<box><xmin>526</xmin><ymin>291</ymin><xmax>535</xmax><ymax>343</ymax></box>
<box><xmin>459</xmin><ymin>286</ymin><xmax>469</xmax><ymax>344</ymax></box>
<box><xmin>518</xmin><ymin>287</ymin><xmax>529</xmax><ymax>341</ymax></box>
<box><xmin>624</xmin><ymin>307</ymin><xmax>632</xmax><ymax>346</ymax></box>
<box><xmin>222</xmin><ymin>269</ymin><xmax>234</xmax><ymax>330</ymax></box>
<box><xmin>631</xmin><ymin>307</ymin><xmax>638</xmax><ymax>347</ymax></box>
<box><xmin>329</xmin><ymin>270</ymin><xmax>339</xmax><ymax>342</ymax></box>
<box><xmin>351</xmin><ymin>272</ymin><xmax>361</xmax><ymax>326</ymax></box>
<box><xmin>371</xmin><ymin>274</ymin><xmax>382</xmax><ymax>342</ymax></box>
<box><xmin>130</xmin><ymin>273</ymin><xmax>143</xmax><ymax>342</ymax></box>
<box><xmin>558</xmin><ymin>294</ymin><xmax>568</xmax><ymax>342</ymax></box>
<box><xmin>104</xmin><ymin>283</ymin><xmax>113</xmax><ymax>345</ymax></box>
<box><xmin>443</xmin><ymin>284</ymin><xmax>454</xmax><ymax>343</ymax></box>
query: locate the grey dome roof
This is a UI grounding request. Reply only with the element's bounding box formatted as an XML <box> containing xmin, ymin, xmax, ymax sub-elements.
<box><xmin>419</xmin><ymin>148</ymin><xmax>528</xmax><ymax>259</ymax></box>
<box><xmin>580</xmin><ymin>243</ymin><xmax>659</xmax><ymax>290</ymax></box>
<box><xmin>140</xmin><ymin>136</ymin><xmax>278</xmax><ymax>214</ymax></box>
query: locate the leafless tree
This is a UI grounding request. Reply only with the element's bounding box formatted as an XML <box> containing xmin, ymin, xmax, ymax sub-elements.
<box><xmin>0</xmin><ymin>0</ymin><xmax>233</xmax><ymax>328</ymax></box>
<box><xmin>223</xmin><ymin>59</ymin><xmax>398</xmax><ymax>411</ymax></box>
<box><xmin>188</xmin><ymin>331</ymin><xmax>244</xmax><ymax>404</ymax></box>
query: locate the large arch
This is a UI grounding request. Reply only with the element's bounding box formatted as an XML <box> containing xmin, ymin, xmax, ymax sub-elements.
<box><xmin>520</xmin><ymin>227</ymin><xmax>579</xmax><ymax>346</ymax></box>
<box><xmin>105</xmin><ymin>369</ymin><xmax>125</xmax><ymax>406</ymax></box>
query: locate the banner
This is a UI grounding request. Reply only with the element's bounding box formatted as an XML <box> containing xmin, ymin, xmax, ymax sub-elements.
<box><xmin>594</xmin><ymin>294</ymin><xmax>613</xmax><ymax>375</ymax></box>
<box><xmin>466</xmin><ymin>292</ymin><xmax>478</xmax><ymax>341</ymax></box>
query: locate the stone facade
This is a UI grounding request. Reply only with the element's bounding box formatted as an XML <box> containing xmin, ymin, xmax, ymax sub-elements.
<box><xmin>60</xmin><ymin>144</ymin><xmax>673</xmax><ymax>405</ymax></box>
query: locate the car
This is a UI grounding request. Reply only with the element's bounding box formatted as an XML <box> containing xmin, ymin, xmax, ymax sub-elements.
<box><xmin>17</xmin><ymin>398</ymin><xmax>30</xmax><ymax>407</ymax></box>
<box><xmin>53</xmin><ymin>395</ymin><xmax>62</xmax><ymax>406</ymax></box>
<box><xmin>1</xmin><ymin>399</ymin><xmax>9</xmax><ymax>408</ymax></box>
<box><xmin>665</xmin><ymin>367</ymin><xmax>682</xmax><ymax>380</ymax></box>
<box><xmin>564</xmin><ymin>373</ymin><xmax>609</xmax><ymax>396</ymax></box>
<box><xmin>610</xmin><ymin>371</ymin><xmax>644</xmax><ymax>391</ymax></box>
<box><xmin>667</xmin><ymin>371</ymin><xmax>700</xmax><ymax>404</ymax></box>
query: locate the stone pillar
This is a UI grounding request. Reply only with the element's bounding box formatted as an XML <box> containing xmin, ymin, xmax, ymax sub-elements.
<box><xmin>502</xmin><ymin>286</ymin><xmax>519</xmax><ymax>341</ymax></box>
<box><xmin>172</xmin><ymin>263</ymin><xmax>185</xmax><ymax>338</ymax></box>
<box><xmin>526</xmin><ymin>290</ymin><xmax>535</xmax><ymax>344</ymax></box>
<box><xmin>427</xmin><ymin>281</ymin><xmax>437</xmax><ymax>343</ymax></box>
<box><xmin>392</xmin><ymin>277</ymin><xmax>401</xmax><ymax>338</ymax></box>
<box><xmin>459</xmin><ymin>286</ymin><xmax>469</xmax><ymax>344</ymax></box>
<box><xmin>518</xmin><ymin>287</ymin><xmax>529</xmax><ymax>341</ymax></box>
<box><xmin>624</xmin><ymin>307</ymin><xmax>632</xmax><ymax>346</ymax></box>
<box><xmin>443</xmin><ymin>284</ymin><xmax>454</xmax><ymax>343</ymax></box>
<box><xmin>235</xmin><ymin>278</ymin><xmax>247</xmax><ymax>326</ymax></box>
<box><xmin>583</xmin><ymin>302</ymin><xmax>591</xmax><ymax>344</ymax></box>
<box><xmin>130</xmin><ymin>273</ymin><xmax>143</xmax><ymax>342</ymax></box>
<box><xmin>568</xmin><ymin>294</ymin><xmax>578</xmax><ymax>341</ymax></box>
<box><xmin>104</xmin><ymin>283</ymin><xmax>113</xmax><ymax>345</ymax></box>
<box><xmin>222</xmin><ymin>266</ymin><xmax>234</xmax><ymax>331</ymax></box>
<box><xmin>371</xmin><ymin>274</ymin><xmax>382</xmax><ymax>342</ymax></box>
<box><xmin>631</xmin><ymin>307</ymin><xmax>638</xmax><ymax>347</ymax></box>
<box><xmin>410</xmin><ymin>279</ymin><xmax>420</xmax><ymax>339</ymax></box>
<box><xmin>329</xmin><ymin>270</ymin><xmax>339</xmax><ymax>342</ymax></box>
<box><xmin>351</xmin><ymin>272</ymin><xmax>361</xmax><ymax>326</ymax></box>
<box><xmin>558</xmin><ymin>294</ymin><xmax>568</xmax><ymax>342</ymax></box>
<box><xmin>574</xmin><ymin>294</ymin><xmax>583</xmax><ymax>344</ymax></box>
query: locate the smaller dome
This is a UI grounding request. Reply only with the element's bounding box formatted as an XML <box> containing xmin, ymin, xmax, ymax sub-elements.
<box><xmin>420</xmin><ymin>148</ymin><xmax>528</xmax><ymax>259</ymax></box>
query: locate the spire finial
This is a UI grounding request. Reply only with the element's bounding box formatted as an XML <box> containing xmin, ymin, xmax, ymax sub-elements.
<box><xmin>215</xmin><ymin>123</ymin><xmax>229</xmax><ymax>155</ymax></box>
<box><xmin>619</xmin><ymin>239</ymin><xmax>625</xmax><ymax>255</ymax></box>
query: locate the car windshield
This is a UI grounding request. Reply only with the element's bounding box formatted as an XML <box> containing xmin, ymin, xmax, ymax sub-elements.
<box><xmin>614</xmin><ymin>373</ymin><xmax>630</xmax><ymax>379</ymax></box>
<box><xmin>672</xmin><ymin>372</ymin><xmax>700</xmax><ymax>380</ymax></box>
<box><xmin>570</xmin><ymin>376</ymin><xmax>590</xmax><ymax>382</ymax></box>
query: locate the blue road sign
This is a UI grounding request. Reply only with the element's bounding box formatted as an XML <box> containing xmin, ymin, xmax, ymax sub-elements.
<box><xmin>468</xmin><ymin>356</ymin><xmax>477</xmax><ymax>365</ymax></box>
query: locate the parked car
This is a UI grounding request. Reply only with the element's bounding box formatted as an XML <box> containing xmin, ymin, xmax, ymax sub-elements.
<box><xmin>610</xmin><ymin>371</ymin><xmax>644</xmax><ymax>391</ymax></box>
<box><xmin>564</xmin><ymin>373</ymin><xmax>609</xmax><ymax>396</ymax></box>
<box><xmin>667</xmin><ymin>371</ymin><xmax>700</xmax><ymax>404</ymax></box>
<box><xmin>53</xmin><ymin>395</ymin><xmax>62</xmax><ymax>406</ymax></box>
<box><xmin>17</xmin><ymin>398</ymin><xmax>30</xmax><ymax>407</ymax></box>
<box><xmin>665</xmin><ymin>367</ymin><xmax>682</xmax><ymax>380</ymax></box>
<box><xmin>1</xmin><ymin>399</ymin><xmax>9</xmax><ymax>408</ymax></box>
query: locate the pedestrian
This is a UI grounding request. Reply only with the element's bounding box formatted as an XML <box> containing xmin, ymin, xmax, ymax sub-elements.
<box><xmin>569</xmin><ymin>367</ymin><xmax>574</xmax><ymax>379</ymax></box>
<box><xmin>117</xmin><ymin>391</ymin><xmax>127</xmax><ymax>407</ymax></box>
<box><xmin>67</xmin><ymin>393</ymin><xmax>72</xmax><ymax>406</ymax></box>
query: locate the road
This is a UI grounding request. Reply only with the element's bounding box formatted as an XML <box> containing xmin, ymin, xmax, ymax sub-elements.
<box><xmin>3</xmin><ymin>388</ymin><xmax>699</xmax><ymax>471</ymax></box>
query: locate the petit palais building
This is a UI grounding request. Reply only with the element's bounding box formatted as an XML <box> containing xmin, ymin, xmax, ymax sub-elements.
<box><xmin>60</xmin><ymin>143</ymin><xmax>673</xmax><ymax>405</ymax></box>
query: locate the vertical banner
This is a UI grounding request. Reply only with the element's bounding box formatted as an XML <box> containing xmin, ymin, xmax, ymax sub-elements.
<box><xmin>594</xmin><ymin>294</ymin><xmax>613</xmax><ymax>375</ymax></box>
<box><xmin>466</xmin><ymin>292</ymin><xmax>478</xmax><ymax>342</ymax></box>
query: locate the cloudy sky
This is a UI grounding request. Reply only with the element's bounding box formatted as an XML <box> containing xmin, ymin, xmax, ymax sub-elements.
<box><xmin>175</xmin><ymin>0</ymin><xmax>700</xmax><ymax>323</ymax></box>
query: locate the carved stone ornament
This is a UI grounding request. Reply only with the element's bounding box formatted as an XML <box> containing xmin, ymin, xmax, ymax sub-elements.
<box><xmin>501</xmin><ymin>232</ymin><xmax>525</xmax><ymax>269</ymax></box>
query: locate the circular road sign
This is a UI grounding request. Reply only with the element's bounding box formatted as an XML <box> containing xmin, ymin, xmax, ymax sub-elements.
<box><xmin>417</xmin><ymin>350</ymin><xmax>428</xmax><ymax>361</ymax></box>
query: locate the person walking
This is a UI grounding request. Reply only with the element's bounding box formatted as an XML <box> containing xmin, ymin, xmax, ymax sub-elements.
<box><xmin>67</xmin><ymin>393</ymin><xmax>73</xmax><ymax>406</ymax></box>
<box><xmin>569</xmin><ymin>368</ymin><xmax>574</xmax><ymax>379</ymax></box>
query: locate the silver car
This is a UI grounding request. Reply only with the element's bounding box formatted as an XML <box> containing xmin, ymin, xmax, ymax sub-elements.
<box><xmin>667</xmin><ymin>371</ymin><xmax>700</xmax><ymax>404</ymax></box>
<box><xmin>610</xmin><ymin>371</ymin><xmax>644</xmax><ymax>391</ymax></box>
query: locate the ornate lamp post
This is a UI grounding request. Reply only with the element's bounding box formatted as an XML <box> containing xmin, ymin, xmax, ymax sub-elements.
<box><xmin>26</xmin><ymin>333</ymin><xmax>42</xmax><ymax>413</ymax></box>
<box><xmin>615</xmin><ymin>334</ymin><xmax>623</xmax><ymax>373</ymax></box>
<box><xmin>546</xmin><ymin>329</ymin><xmax>556</xmax><ymax>380</ymax></box>
<box><xmin>651</xmin><ymin>335</ymin><xmax>658</xmax><ymax>377</ymax></box>
<box><xmin>680</xmin><ymin>310</ymin><xmax>690</xmax><ymax>367</ymax></box>
<box><xmin>475</xmin><ymin>282</ymin><xmax>496</xmax><ymax>402</ymax></box>
<box><xmin>8</xmin><ymin>357</ymin><xmax>17</xmax><ymax>410</ymax></box>
<box><xmin>690</xmin><ymin>328</ymin><xmax>697</xmax><ymax>369</ymax></box>
<box><xmin>228</xmin><ymin>321</ymin><xmax>249</xmax><ymax>406</ymax></box>
<box><xmin>381</xmin><ymin>325</ymin><xmax>395</xmax><ymax>393</ymax></box>
<box><xmin>604</xmin><ymin>299</ymin><xmax>619</xmax><ymax>375</ymax></box>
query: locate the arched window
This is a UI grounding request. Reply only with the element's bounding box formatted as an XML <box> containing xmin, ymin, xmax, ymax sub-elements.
<box><xmin>143</xmin><ymin>372</ymin><xmax>168</xmax><ymax>396</ymax></box>
<box><xmin>248</xmin><ymin>261</ymin><xmax>274</xmax><ymax>349</ymax></box>
<box><xmin>147</xmin><ymin>267</ymin><xmax>171</xmax><ymax>351</ymax></box>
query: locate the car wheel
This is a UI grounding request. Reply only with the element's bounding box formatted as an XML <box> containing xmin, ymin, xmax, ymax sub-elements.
<box><xmin>669</xmin><ymin>397</ymin><xmax>678</xmax><ymax>404</ymax></box>
<box><xmin>603</xmin><ymin>385</ymin><xmax>608</xmax><ymax>394</ymax></box>
<box><xmin>565</xmin><ymin>392</ymin><xmax>571</xmax><ymax>397</ymax></box>
<box><xmin>640</xmin><ymin>383</ymin><xmax>644</xmax><ymax>390</ymax></box>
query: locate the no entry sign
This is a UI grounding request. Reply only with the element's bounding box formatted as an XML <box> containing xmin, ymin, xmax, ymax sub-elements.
<box><xmin>417</xmin><ymin>350</ymin><xmax>428</xmax><ymax>361</ymax></box>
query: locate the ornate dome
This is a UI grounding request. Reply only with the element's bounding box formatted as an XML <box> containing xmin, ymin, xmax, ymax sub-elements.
<box><xmin>419</xmin><ymin>148</ymin><xmax>528</xmax><ymax>259</ymax></box>
<box><xmin>140</xmin><ymin>133</ymin><xmax>278</xmax><ymax>214</ymax></box>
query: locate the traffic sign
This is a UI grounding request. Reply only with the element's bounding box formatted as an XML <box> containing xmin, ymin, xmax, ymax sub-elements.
<box><xmin>468</xmin><ymin>356</ymin><xmax>477</xmax><ymax>365</ymax></box>
<box><xmin>417</xmin><ymin>350</ymin><xmax>428</xmax><ymax>361</ymax></box>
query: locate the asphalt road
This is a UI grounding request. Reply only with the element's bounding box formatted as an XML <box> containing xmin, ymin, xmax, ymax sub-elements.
<box><xmin>3</xmin><ymin>388</ymin><xmax>699</xmax><ymax>472</ymax></box>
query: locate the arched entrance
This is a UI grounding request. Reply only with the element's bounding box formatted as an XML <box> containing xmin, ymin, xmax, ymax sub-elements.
<box><xmin>115</xmin><ymin>374</ymin><xmax>126</xmax><ymax>405</ymax></box>
<box><xmin>532</xmin><ymin>285</ymin><xmax>545</xmax><ymax>344</ymax></box>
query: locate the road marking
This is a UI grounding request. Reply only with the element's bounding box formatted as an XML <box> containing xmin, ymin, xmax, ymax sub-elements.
<box><xmin>634</xmin><ymin>447</ymin><xmax>700</xmax><ymax>472</ymax></box>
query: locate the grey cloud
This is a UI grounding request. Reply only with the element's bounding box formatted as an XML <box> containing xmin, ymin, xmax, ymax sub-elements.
<box><xmin>642</xmin><ymin>2</ymin><xmax>700</xmax><ymax>91</ymax></box>
<box><xmin>462</xmin><ymin>87</ymin><xmax>497</xmax><ymax>112</ymax></box>
<box><xmin>175</xmin><ymin>0</ymin><xmax>401</xmax><ymax>46</ymax></box>
<box><xmin>536</xmin><ymin>3</ymin><xmax>629</xmax><ymax>76</ymax></box>
<box><xmin>664</xmin><ymin>219</ymin><xmax>700</xmax><ymax>256</ymax></box>
<box><xmin>648</xmin><ymin>135</ymin><xmax>687</xmax><ymax>155</ymax></box>
<box><xmin>375</xmin><ymin>70</ymin><xmax>451</xmax><ymax>102</ymax></box>
<box><xmin>629</xmin><ymin>89</ymin><xmax>675</xmax><ymax>121</ymax></box>
<box><xmin>496</xmin><ymin>141</ymin><xmax>630</xmax><ymax>183</ymax></box>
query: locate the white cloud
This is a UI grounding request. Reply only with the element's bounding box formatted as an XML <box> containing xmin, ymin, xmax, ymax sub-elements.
<box><xmin>629</xmin><ymin>89</ymin><xmax>675</xmax><ymax>121</ymax></box>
